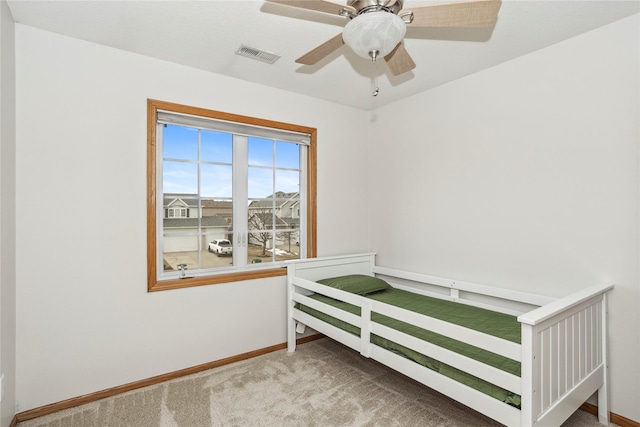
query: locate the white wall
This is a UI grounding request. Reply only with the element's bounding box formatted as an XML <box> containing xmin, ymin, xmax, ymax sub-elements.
<box><xmin>14</xmin><ymin>25</ymin><xmax>370</xmax><ymax>411</ymax></box>
<box><xmin>368</xmin><ymin>14</ymin><xmax>639</xmax><ymax>422</ymax></box>
<box><xmin>0</xmin><ymin>0</ymin><xmax>16</xmax><ymax>425</ymax></box>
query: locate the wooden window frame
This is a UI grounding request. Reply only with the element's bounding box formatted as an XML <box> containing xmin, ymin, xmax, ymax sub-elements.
<box><xmin>147</xmin><ymin>99</ymin><xmax>317</xmax><ymax>292</ymax></box>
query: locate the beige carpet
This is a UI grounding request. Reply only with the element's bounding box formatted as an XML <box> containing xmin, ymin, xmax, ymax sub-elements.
<box><xmin>18</xmin><ymin>338</ymin><xmax>613</xmax><ymax>427</ymax></box>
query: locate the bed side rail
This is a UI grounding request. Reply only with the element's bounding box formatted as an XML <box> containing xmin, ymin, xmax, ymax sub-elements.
<box><xmin>290</xmin><ymin>275</ymin><xmax>521</xmax><ymax>362</ymax></box>
<box><xmin>291</xmin><ymin>276</ymin><xmax>365</xmax><ymax>306</ymax></box>
<box><xmin>368</xmin><ymin>299</ymin><xmax>522</xmax><ymax>396</ymax></box>
<box><xmin>290</xmin><ymin>275</ymin><xmax>523</xmax><ymax>396</ymax></box>
<box><xmin>370</xmin><ymin>300</ymin><xmax>521</xmax><ymax>362</ymax></box>
<box><xmin>374</xmin><ymin>266</ymin><xmax>556</xmax><ymax>308</ymax></box>
<box><xmin>519</xmin><ymin>284</ymin><xmax>612</xmax><ymax>426</ymax></box>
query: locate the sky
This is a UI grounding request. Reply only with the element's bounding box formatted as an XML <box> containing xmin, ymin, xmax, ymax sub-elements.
<box><xmin>162</xmin><ymin>124</ymin><xmax>300</xmax><ymax>200</ymax></box>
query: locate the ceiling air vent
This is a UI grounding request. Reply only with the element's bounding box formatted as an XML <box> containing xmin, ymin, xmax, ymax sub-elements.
<box><xmin>235</xmin><ymin>45</ymin><xmax>281</xmax><ymax>64</ymax></box>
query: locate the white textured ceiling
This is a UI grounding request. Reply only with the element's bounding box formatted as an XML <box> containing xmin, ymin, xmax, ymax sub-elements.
<box><xmin>7</xmin><ymin>0</ymin><xmax>639</xmax><ymax>110</ymax></box>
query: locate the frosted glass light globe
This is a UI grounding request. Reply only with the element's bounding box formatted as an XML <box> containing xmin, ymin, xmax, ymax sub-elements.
<box><xmin>342</xmin><ymin>12</ymin><xmax>406</xmax><ymax>59</ymax></box>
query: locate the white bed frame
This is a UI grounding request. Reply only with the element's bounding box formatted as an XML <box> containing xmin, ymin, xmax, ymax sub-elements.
<box><xmin>287</xmin><ymin>253</ymin><xmax>612</xmax><ymax>427</ymax></box>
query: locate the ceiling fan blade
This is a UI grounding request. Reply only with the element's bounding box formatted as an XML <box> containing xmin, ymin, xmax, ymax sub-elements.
<box><xmin>266</xmin><ymin>0</ymin><xmax>356</xmax><ymax>16</ymax></box>
<box><xmin>384</xmin><ymin>43</ymin><xmax>416</xmax><ymax>76</ymax></box>
<box><xmin>401</xmin><ymin>0</ymin><xmax>502</xmax><ymax>28</ymax></box>
<box><xmin>296</xmin><ymin>33</ymin><xmax>344</xmax><ymax>65</ymax></box>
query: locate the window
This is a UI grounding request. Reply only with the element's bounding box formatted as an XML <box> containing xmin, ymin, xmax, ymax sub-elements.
<box><xmin>147</xmin><ymin>99</ymin><xmax>316</xmax><ymax>291</ymax></box>
<box><xmin>166</xmin><ymin>207</ymin><xmax>188</xmax><ymax>218</ymax></box>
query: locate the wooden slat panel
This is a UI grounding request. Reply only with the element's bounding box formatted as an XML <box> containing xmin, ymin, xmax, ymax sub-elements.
<box><xmin>532</xmin><ymin>298</ymin><xmax>609</xmax><ymax>425</ymax></box>
<box><xmin>572</xmin><ymin>312</ymin><xmax>580</xmax><ymax>387</ymax></box>
<box><xmin>595</xmin><ymin>303</ymin><xmax>602</xmax><ymax>366</ymax></box>
<box><xmin>541</xmin><ymin>328</ymin><xmax>551</xmax><ymax>411</ymax></box>
<box><xmin>533</xmin><ymin>329</ymin><xmax>543</xmax><ymax>419</ymax></box>
<box><xmin>586</xmin><ymin>306</ymin><xmax>593</xmax><ymax>373</ymax></box>
<box><xmin>550</xmin><ymin>323</ymin><xmax>559</xmax><ymax>404</ymax></box>
<box><xmin>558</xmin><ymin>318</ymin><xmax>567</xmax><ymax>397</ymax></box>
<box><xmin>578</xmin><ymin>309</ymin><xmax>585</xmax><ymax>380</ymax></box>
<box><xmin>535</xmin><ymin>366</ymin><xmax>605</xmax><ymax>427</ymax></box>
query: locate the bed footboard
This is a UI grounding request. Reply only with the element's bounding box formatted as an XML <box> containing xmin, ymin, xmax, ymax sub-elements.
<box><xmin>518</xmin><ymin>283</ymin><xmax>613</xmax><ymax>426</ymax></box>
<box><xmin>286</xmin><ymin>253</ymin><xmax>376</xmax><ymax>352</ymax></box>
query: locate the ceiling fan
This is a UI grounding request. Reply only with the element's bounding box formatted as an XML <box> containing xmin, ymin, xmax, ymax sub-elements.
<box><xmin>266</xmin><ymin>0</ymin><xmax>502</xmax><ymax>76</ymax></box>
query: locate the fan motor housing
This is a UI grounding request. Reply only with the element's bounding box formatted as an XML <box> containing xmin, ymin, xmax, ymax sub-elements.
<box><xmin>348</xmin><ymin>0</ymin><xmax>403</xmax><ymax>15</ymax></box>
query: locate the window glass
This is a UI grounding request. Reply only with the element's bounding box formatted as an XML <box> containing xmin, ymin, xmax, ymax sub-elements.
<box><xmin>201</xmin><ymin>164</ymin><xmax>232</xmax><ymax>198</ymax></box>
<box><xmin>201</xmin><ymin>130</ymin><xmax>232</xmax><ymax>163</ymax></box>
<box><xmin>276</xmin><ymin>170</ymin><xmax>300</xmax><ymax>194</ymax></box>
<box><xmin>163</xmin><ymin>125</ymin><xmax>197</xmax><ymax>160</ymax></box>
<box><xmin>248</xmin><ymin>137</ymin><xmax>274</xmax><ymax>167</ymax></box>
<box><xmin>163</xmin><ymin>161</ymin><xmax>197</xmax><ymax>194</ymax></box>
<box><xmin>248</xmin><ymin>167</ymin><xmax>274</xmax><ymax>200</ymax></box>
<box><xmin>276</xmin><ymin>140</ymin><xmax>300</xmax><ymax>169</ymax></box>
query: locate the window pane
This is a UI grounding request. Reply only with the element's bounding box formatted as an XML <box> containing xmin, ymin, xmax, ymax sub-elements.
<box><xmin>248</xmin><ymin>197</ymin><xmax>275</xmax><ymax>265</ymax></box>
<box><xmin>275</xmin><ymin>229</ymin><xmax>300</xmax><ymax>262</ymax></box>
<box><xmin>201</xmin><ymin>130</ymin><xmax>232</xmax><ymax>163</ymax></box>
<box><xmin>248</xmin><ymin>228</ymin><xmax>275</xmax><ymax>265</ymax></box>
<box><xmin>162</xmin><ymin>234</ymin><xmax>199</xmax><ymax>273</ymax></box>
<box><xmin>163</xmin><ymin>124</ymin><xmax>198</xmax><ymax>160</ymax></box>
<box><xmin>163</xmin><ymin>161</ymin><xmax>197</xmax><ymax>194</ymax></box>
<box><xmin>275</xmin><ymin>170</ymin><xmax>300</xmax><ymax>194</ymax></box>
<box><xmin>202</xmin><ymin>234</ymin><xmax>234</xmax><ymax>269</ymax></box>
<box><xmin>248</xmin><ymin>167</ymin><xmax>274</xmax><ymax>199</ymax></box>
<box><xmin>276</xmin><ymin>141</ymin><xmax>299</xmax><ymax>169</ymax></box>
<box><xmin>202</xmin><ymin>199</ymin><xmax>233</xmax><ymax>226</ymax></box>
<box><xmin>248</xmin><ymin>137</ymin><xmax>274</xmax><ymax>167</ymax></box>
<box><xmin>201</xmin><ymin>164</ymin><xmax>232</xmax><ymax>198</ymax></box>
<box><xmin>202</xmin><ymin>198</ymin><xmax>233</xmax><ymax>269</ymax></box>
<box><xmin>276</xmin><ymin>194</ymin><xmax>300</xmax><ymax>222</ymax></box>
<box><xmin>163</xmin><ymin>218</ymin><xmax>234</xmax><ymax>273</ymax></box>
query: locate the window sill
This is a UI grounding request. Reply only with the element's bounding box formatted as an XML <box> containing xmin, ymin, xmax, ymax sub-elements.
<box><xmin>148</xmin><ymin>267</ymin><xmax>287</xmax><ymax>292</ymax></box>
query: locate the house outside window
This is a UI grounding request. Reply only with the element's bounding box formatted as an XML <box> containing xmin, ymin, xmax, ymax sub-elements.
<box><xmin>147</xmin><ymin>99</ymin><xmax>317</xmax><ymax>291</ymax></box>
<box><xmin>248</xmin><ymin>191</ymin><xmax>301</xmax><ymax>257</ymax></box>
<box><xmin>165</xmin><ymin>202</ymin><xmax>189</xmax><ymax>218</ymax></box>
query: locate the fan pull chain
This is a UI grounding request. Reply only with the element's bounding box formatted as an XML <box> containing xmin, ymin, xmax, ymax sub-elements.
<box><xmin>371</xmin><ymin>56</ymin><xmax>379</xmax><ymax>97</ymax></box>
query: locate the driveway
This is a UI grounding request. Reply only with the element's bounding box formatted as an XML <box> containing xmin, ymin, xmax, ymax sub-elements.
<box><xmin>163</xmin><ymin>244</ymin><xmax>299</xmax><ymax>271</ymax></box>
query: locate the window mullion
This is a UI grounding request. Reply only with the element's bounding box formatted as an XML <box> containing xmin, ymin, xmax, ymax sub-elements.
<box><xmin>233</xmin><ymin>135</ymin><xmax>248</xmax><ymax>267</ymax></box>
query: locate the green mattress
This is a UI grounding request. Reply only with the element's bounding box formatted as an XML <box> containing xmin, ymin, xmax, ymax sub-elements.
<box><xmin>297</xmin><ymin>287</ymin><xmax>522</xmax><ymax>407</ymax></box>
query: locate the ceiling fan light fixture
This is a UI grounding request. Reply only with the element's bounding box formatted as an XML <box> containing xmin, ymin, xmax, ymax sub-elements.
<box><xmin>342</xmin><ymin>11</ymin><xmax>406</xmax><ymax>60</ymax></box>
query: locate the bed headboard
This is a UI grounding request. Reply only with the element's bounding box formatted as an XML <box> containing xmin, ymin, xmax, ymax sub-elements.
<box><xmin>286</xmin><ymin>253</ymin><xmax>376</xmax><ymax>283</ymax></box>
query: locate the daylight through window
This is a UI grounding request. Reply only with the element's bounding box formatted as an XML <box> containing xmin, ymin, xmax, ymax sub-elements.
<box><xmin>147</xmin><ymin>100</ymin><xmax>317</xmax><ymax>291</ymax></box>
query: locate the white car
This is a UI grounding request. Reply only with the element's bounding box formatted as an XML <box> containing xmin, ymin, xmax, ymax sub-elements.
<box><xmin>208</xmin><ymin>239</ymin><xmax>232</xmax><ymax>256</ymax></box>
